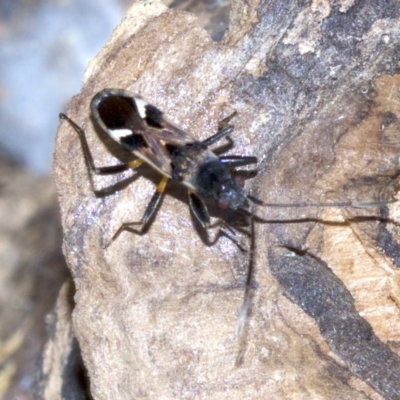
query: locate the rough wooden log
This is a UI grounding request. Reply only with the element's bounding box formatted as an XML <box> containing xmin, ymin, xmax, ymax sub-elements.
<box><xmin>52</xmin><ymin>0</ymin><xmax>400</xmax><ymax>398</ymax></box>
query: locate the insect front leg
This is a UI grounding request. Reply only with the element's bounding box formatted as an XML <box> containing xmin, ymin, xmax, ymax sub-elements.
<box><xmin>59</xmin><ymin>113</ymin><xmax>143</xmax><ymax>196</ymax></box>
<box><xmin>111</xmin><ymin>175</ymin><xmax>169</xmax><ymax>241</ymax></box>
<box><xmin>219</xmin><ymin>155</ymin><xmax>258</xmax><ymax>168</ymax></box>
<box><xmin>188</xmin><ymin>191</ymin><xmax>246</xmax><ymax>251</ymax></box>
<box><xmin>202</xmin><ymin>112</ymin><xmax>237</xmax><ymax>147</ymax></box>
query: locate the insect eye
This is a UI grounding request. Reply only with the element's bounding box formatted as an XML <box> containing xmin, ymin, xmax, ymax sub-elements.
<box><xmin>234</xmin><ymin>176</ymin><xmax>245</xmax><ymax>188</ymax></box>
<box><xmin>217</xmin><ymin>186</ymin><xmax>231</xmax><ymax>209</ymax></box>
<box><xmin>217</xmin><ymin>196</ymin><xmax>230</xmax><ymax>209</ymax></box>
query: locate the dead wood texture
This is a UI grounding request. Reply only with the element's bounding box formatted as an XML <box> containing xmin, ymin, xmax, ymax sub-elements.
<box><xmin>51</xmin><ymin>0</ymin><xmax>400</xmax><ymax>399</ymax></box>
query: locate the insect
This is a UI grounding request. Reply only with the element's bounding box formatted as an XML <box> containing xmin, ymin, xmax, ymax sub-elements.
<box><xmin>59</xmin><ymin>89</ymin><xmax>395</xmax><ymax>364</ymax></box>
<box><xmin>60</xmin><ymin>89</ymin><xmax>260</xmax><ymax>240</ymax></box>
<box><xmin>60</xmin><ymin>89</ymin><xmax>268</xmax><ymax>358</ymax></box>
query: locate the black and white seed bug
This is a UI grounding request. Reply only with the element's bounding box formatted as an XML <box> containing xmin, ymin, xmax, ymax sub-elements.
<box><xmin>59</xmin><ymin>89</ymin><xmax>396</xmax><ymax>364</ymax></box>
<box><xmin>60</xmin><ymin>89</ymin><xmax>264</xmax><ymax>353</ymax></box>
<box><xmin>60</xmin><ymin>89</ymin><xmax>259</xmax><ymax>241</ymax></box>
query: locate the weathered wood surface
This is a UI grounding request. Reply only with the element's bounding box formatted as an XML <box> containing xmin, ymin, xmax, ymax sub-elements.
<box><xmin>51</xmin><ymin>1</ymin><xmax>400</xmax><ymax>398</ymax></box>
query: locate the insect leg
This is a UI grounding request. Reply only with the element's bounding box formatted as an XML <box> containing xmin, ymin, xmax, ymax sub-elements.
<box><xmin>188</xmin><ymin>191</ymin><xmax>245</xmax><ymax>250</ymax></box>
<box><xmin>219</xmin><ymin>155</ymin><xmax>258</xmax><ymax>168</ymax></box>
<box><xmin>59</xmin><ymin>113</ymin><xmax>144</xmax><ymax>195</ymax></box>
<box><xmin>60</xmin><ymin>113</ymin><xmax>133</xmax><ymax>175</ymax></box>
<box><xmin>111</xmin><ymin>175</ymin><xmax>168</xmax><ymax>241</ymax></box>
<box><xmin>188</xmin><ymin>191</ymin><xmax>210</xmax><ymax>228</ymax></box>
<box><xmin>218</xmin><ymin>111</ymin><xmax>238</xmax><ymax>130</ymax></box>
<box><xmin>202</xmin><ymin>112</ymin><xmax>237</xmax><ymax>147</ymax></box>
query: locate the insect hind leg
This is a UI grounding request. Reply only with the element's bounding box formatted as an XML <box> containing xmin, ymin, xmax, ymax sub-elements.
<box><xmin>110</xmin><ymin>176</ymin><xmax>168</xmax><ymax>242</ymax></box>
<box><xmin>59</xmin><ymin>113</ymin><xmax>144</xmax><ymax>197</ymax></box>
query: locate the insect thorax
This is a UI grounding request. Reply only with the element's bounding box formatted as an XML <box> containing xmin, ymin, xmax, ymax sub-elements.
<box><xmin>168</xmin><ymin>141</ymin><xmax>211</xmax><ymax>182</ymax></box>
<box><xmin>167</xmin><ymin>141</ymin><xmax>247</xmax><ymax>209</ymax></box>
<box><xmin>194</xmin><ymin>159</ymin><xmax>247</xmax><ymax>209</ymax></box>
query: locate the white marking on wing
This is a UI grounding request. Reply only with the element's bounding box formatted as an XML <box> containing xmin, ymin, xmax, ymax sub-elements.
<box><xmin>134</xmin><ymin>97</ymin><xmax>148</xmax><ymax>119</ymax></box>
<box><xmin>109</xmin><ymin>128</ymin><xmax>132</xmax><ymax>142</ymax></box>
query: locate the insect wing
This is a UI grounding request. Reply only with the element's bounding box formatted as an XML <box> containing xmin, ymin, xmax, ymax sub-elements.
<box><xmin>140</xmin><ymin>112</ymin><xmax>196</xmax><ymax>176</ymax></box>
<box><xmin>91</xmin><ymin>89</ymin><xmax>195</xmax><ymax>177</ymax></box>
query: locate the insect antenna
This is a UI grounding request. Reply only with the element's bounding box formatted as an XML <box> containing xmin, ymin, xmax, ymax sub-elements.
<box><xmin>247</xmin><ymin>194</ymin><xmax>396</xmax><ymax>209</ymax></box>
<box><xmin>234</xmin><ymin>192</ymin><xmax>396</xmax><ymax>365</ymax></box>
<box><xmin>235</xmin><ymin>210</ymin><xmax>256</xmax><ymax>366</ymax></box>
